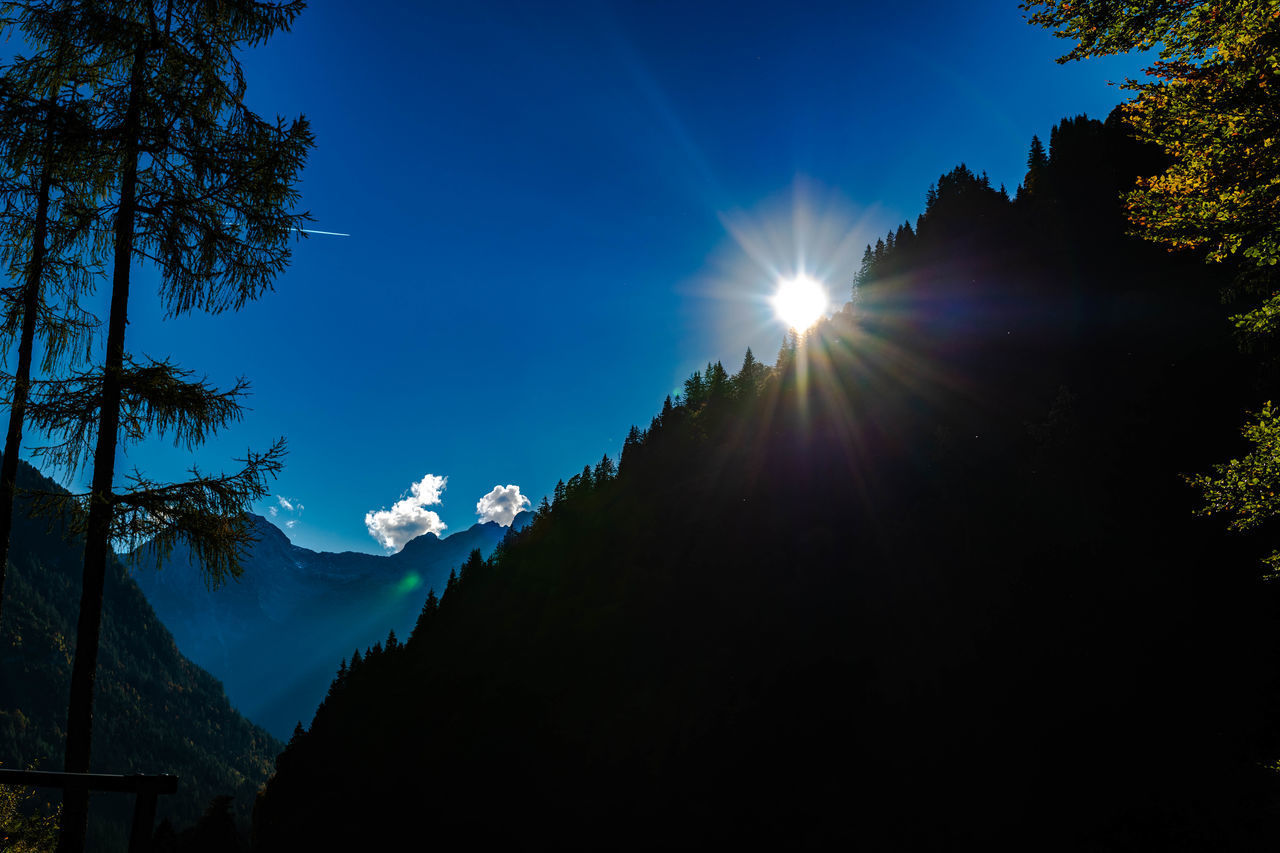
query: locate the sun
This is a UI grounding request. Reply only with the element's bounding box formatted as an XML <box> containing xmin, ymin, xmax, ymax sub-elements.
<box><xmin>772</xmin><ymin>274</ymin><xmax>828</xmax><ymax>331</ymax></box>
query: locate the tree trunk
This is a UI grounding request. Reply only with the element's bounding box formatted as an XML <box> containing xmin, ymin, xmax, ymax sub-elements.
<box><xmin>58</xmin><ymin>48</ymin><xmax>143</xmax><ymax>853</ymax></box>
<box><xmin>0</xmin><ymin>118</ymin><xmax>53</xmax><ymax>628</ymax></box>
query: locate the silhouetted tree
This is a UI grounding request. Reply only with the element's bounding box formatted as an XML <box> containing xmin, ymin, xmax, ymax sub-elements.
<box><xmin>0</xmin><ymin>6</ymin><xmax>102</xmax><ymax>628</ymax></box>
<box><xmin>706</xmin><ymin>361</ymin><xmax>730</xmax><ymax>402</ymax></box>
<box><xmin>20</xmin><ymin>4</ymin><xmax>313</xmax><ymax>850</ymax></box>
<box><xmin>1023</xmin><ymin>133</ymin><xmax>1048</xmax><ymax>197</ymax></box>
<box><xmin>682</xmin><ymin>370</ymin><xmax>705</xmax><ymax>408</ymax></box>
<box><xmin>734</xmin><ymin>348</ymin><xmax>766</xmax><ymax>399</ymax></box>
<box><xmin>410</xmin><ymin>589</ymin><xmax>439</xmax><ymax>645</ymax></box>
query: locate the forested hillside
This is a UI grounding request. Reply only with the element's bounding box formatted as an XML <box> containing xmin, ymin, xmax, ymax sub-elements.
<box><xmin>133</xmin><ymin>511</ymin><xmax>527</xmax><ymax>739</ymax></box>
<box><xmin>0</xmin><ymin>459</ymin><xmax>281</xmax><ymax>850</ymax></box>
<box><xmin>252</xmin><ymin>112</ymin><xmax>1280</xmax><ymax>849</ymax></box>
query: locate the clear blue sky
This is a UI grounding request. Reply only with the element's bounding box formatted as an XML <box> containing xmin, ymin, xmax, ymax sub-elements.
<box><xmin>92</xmin><ymin>0</ymin><xmax>1145</xmax><ymax>554</ymax></box>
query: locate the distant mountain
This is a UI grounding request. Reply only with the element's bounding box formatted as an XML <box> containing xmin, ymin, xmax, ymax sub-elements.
<box><xmin>0</xmin><ymin>458</ymin><xmax>280</xmax><ymax>851</ymax></box>
<box><xmin>132</xmin><ymin>511</ymin><xmax>529</xmax><ymax>739</ymax></box>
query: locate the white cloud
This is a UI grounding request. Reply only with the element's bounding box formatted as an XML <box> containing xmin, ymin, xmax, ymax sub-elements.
<box><xmin>267</xmin><ymin>494</ymin><xmax>304</xmax><ymax>531</ymax></box>
<box><xmin>475</xmin><ymin>484</ymin><xmax>530</xmax><ymax>527</ymax></box>
<box><xmin>365</xmin><ymin>473</ymin><xmax>449</xmax><ymax>552</ymax></box>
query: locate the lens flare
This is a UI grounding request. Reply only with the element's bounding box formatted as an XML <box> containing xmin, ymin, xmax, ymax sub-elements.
<box><xmin>773</xmin><ymin>274</ymin><xmax>828</xmax><ymax>331</ymax></box>
<box><xmin>394</xmin><ymin>571</ymin><xmax>422</xmax><ymax>597</ymax></box>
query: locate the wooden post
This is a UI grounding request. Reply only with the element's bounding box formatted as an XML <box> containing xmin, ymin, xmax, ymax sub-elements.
<box><xmin>0</xmin><ymin>768</ymin><xmax>178</xmax><ymax>853</ymax></box>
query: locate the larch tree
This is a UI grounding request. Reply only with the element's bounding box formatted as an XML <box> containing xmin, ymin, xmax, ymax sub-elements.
<box><xmin>0</xmin><ymin>7</ymin><xmax>108</xmax><ymax>627</ymax></box>
<box><xmin>1022</xmin><ymin>0</ymin><xmax>1280</xmax><ymax>571</ymax></box>
<box><xmin>3</xmin><ymin>3</ymin><xmax>314</xmax><ymax>850</ymax></box>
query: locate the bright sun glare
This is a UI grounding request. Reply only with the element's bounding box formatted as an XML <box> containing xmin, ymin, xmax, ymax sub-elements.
<box><xmin>773</xmin><ymin>274</ymin><xmax>828</xmax><ymax>331</ymax></box>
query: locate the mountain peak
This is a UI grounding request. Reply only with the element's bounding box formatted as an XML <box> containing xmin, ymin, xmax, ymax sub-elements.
<box><xmin>248</xmin><ymin>512</ymin><xmax>293</xmax><ymax>546</ymax></box>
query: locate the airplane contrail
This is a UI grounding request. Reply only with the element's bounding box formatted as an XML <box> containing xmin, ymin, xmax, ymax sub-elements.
<box><xmin>222</xmin><ymin>218</ymin><xmax>350</xmax><ymax>238</ymax></box>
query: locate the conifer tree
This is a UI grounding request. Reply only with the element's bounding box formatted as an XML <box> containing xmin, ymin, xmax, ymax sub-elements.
<box><xmin>776</xmin><ymin>329</ymin><xmax>799</xmax><ymax>370</ymax></box>
<box><xmin>593</xmin><ymin>453</ymin><xmax>616</xmax><ymax>482</ymax></box>
<box><xmin>10</xmin><ymin>4</ymin><xmax>314</xmax><ymax>850</ymax></box>
<box><xmin>895</xmin><ymin>221</ymin><xmax>914</xmax><ymax>250</ymax></box>
<box><xmin>706</xmin><ymin>361</ymin><xmax>730</xmax><ymax>401</ymax></box>
<box><xmin>620</xmin><ymin>425</ymin><xmax>643</xmax><ymax>466</ymax></box>
<box><xmin>409</xmin><ymin>589</ymin><xmax>439</xmax><ymax>645</ymax></box>
<box><xmin>682</xmin><ymin>369</ymin><xmax>705</xmax><ymax>408</ymax></box>
<box><xmin>0</xmin><ymin>24</ymin><xmax>102</xmax><ymax>626</ymax></box>
<box><xmin>659</xmin><ymin>395</ymin><xmax>673</xmax><ymax>423</ymax></box>
<box><xmin>1024</xmin><ymin>134</ymin><xmax>1048</xmax><ymax>196</ymax></box>
<box><xmin>459</xmin><ymin>549</ymin><xmax>483</xmax><ymax>584</ymax></box>
<box><xmin>855</xmin><ymin>243</ymin><xmax>874</xmax><ymax>289</ymax></box>
<box><xmin>734</xmin><ymin>348</ymin><xmax>765</xmax><ymax>398</ymax></box>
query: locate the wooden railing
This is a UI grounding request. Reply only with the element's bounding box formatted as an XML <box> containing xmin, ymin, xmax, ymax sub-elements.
<box><xmin>0</xmin><ymin>768</ymin><xmax>177</xmax><ymax>853</ymax></box>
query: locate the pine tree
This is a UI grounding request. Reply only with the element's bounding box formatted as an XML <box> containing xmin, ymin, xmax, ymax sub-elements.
<box><xmin>593</xmin><ymin>453</ymin><xmax>616</xmax><ymax>483</ymax></box>
<box><xmin>855</xmin><ymin>243</ymin><xmax>874</xmax><ymax>290</ymax></box>
<box><xmin>682</xmin><ymin>370</ymin><xmax>705</xmax><ymax>408</ymax></box>
<box><xmin>777</xmin><ymin>329</ymin><xmax>799</xmax><ymax>370</ymax></box>
<box><xmin>734</xmin><ymin>348</ymin><xmax>765</xmax><ymax>398</ymax></box>
<box><xmin>459</xmin><ymin>549</ymin><xmax>483</xmax><ymax>584</ymax></box>
<box><xmin>659</xmin><ymin>395</ymin><xmax>673</xmax><ymax>425</ymax></box>
<box><xmin>409</xmin><ymin>589</ymin><xmax>439</xmax><ymax>645</ymax></box>
<box><xmin>325</xmin><ymin>659</ymin><xmax>348</xmax><ymax>701</ymax></box>
<box><xmin>706</xmin><ymin>361</ymin><xmax>730</xmax><ymax>401</ymax></box>
<box><xmin>1024</xmin><ymin>134</ymin><xmax>1048</xmax><ymax>196</ymax></box>
<box><xmin>620</xmin><ymin>424</ymin><xmax>643</xmax><ymax>472</ymax></box>
<box><xmin>15</xmin><ymin>4</ymin><xmax>314</xmax><ymax>850</ymax></box>
<box><xmin>895</xmin><ymin>222</ymin><xmax>914</xmax><ymax>250</ymax></box>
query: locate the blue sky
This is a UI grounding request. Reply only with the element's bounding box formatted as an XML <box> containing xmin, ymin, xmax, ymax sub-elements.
<box><xmin>86</xmin><ymin>1</ymin><xmax>1147</xmax><ymax>554</ymax></box>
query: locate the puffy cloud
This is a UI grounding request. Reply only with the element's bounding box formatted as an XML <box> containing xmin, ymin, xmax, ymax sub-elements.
<box><xmin>475</xmin><ymin>484</ymin><xmax>530</xmax><ymax>527</ymax></box>
<box><xmin>365</xmin><ymin>474</ymin><xmax>449</xmax><ymax>552</ymax></box>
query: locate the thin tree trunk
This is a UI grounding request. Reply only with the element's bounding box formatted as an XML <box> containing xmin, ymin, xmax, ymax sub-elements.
<box><xmin>58</xmin><ymin>49</ymin><xmax>143</xmax><ymax>853</ymax></box>
<box><xmin>0</xmin><ymin>116</ymin><xmax>55</xmax><ymax>628</ymax></box>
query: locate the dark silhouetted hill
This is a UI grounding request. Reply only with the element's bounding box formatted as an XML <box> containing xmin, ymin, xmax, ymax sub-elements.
<box><xmin>252</xmin><ymin>114</ymin><xmax>1280</xmax><ymax>850</ymax></box>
